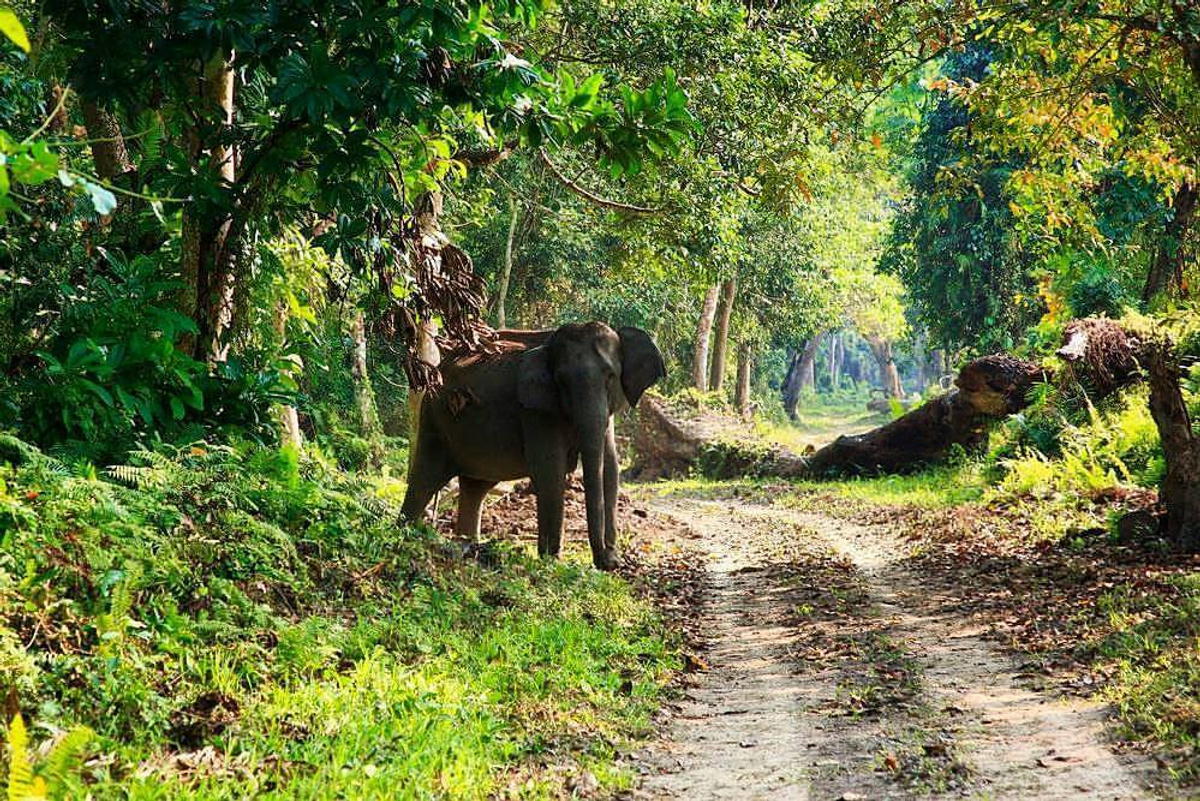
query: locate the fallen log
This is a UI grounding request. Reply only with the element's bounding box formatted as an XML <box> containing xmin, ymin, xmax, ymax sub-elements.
<box><xmin>802</xmin><ymin>354</ymin><xmax>1047</xmax><ymax>476</ymax></box>
<box><xmin>632</xmin><ymin>319</ymin><xmax>1147</xmax><ymax>480</ymax></box>
<box><xmin>632</xmin><ymin>355</ymin><xmax>1048</xmax><ymax>479</ymax></box>
<box><xmin>1055</xmin><ymin>317</ymin><xmax>1142</xmax><ymax>394</ymax></box>
<box><xmin>632</xmin><ymin>317</ymin><xmax>1199</xmax><ymax>550</ymax></box>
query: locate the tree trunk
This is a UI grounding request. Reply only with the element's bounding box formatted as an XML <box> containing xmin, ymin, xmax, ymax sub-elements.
<box><xmin>1143</xmin><ymin>182</ymin><xmax>1197</xmax><ymax>302</ymax></box>
<box><xmin>798</xmin><ymin>333</ymin><xmax>824</xmax><ymax>393</ymax></box>
<box><xmin>1059</xmin><ymin>320</ymin><xmax>1200</xmax><ymax>547</ymax></box>
<box><xmin>47</xmin><ymin>85</ymin><xmax>69</xmax><ymax>134</ymax></box>
<box><xmin>781</xmin><ymin>349</ymin><xmax>803</xmax><ymax>419</ymax></box>
<box><xmin>931</xmin><ymin>348</ymin><xmax>947</xmax><ymax>388</ymax></box>
<box><xmin>692</xmin><ymin>283</ymin><xmax>720</xmax><ymax>391</ymax></box>
<box><xmin>709</xmin><ymin>277</ymin><xmax>737</xmax><ymax>391</ymax></box>
<box><xmin>405</xmin><ymin>191</ymin><xmax>447</xmax><ymax>476</ymax></box>
<box><xmin>913</xmin><ymin>333</ymin><xmax>927</xmax><ymax>394</ymax></box>
<box><xmin>494</xmin><ymin>197</ymin><xmax>518</xmax><ymax>328</ymax></box>
<box><xmin>735</xmin><ymin>341</ymin><xmax>753</xmax><ymax>418</ymax></box>
<box><xmin>867</xmin><ymin>336</ymin><xmax>904</xmax><ymax>398</ymax></box>
<box><xmin>1144</xmin><ymin>342</ymin><xmax>1200</xmax><ymax>549</ymax></box>
<box><xmin>179</xmin><ymin>52</ymin><xmax>238</xmax><ymax>363</ymax></box>
<box><xmin>351</xmin><ymin>311</ymin><xmax>383</xmax><ymax>441</ymax></box>
<box><xmin>829</xmin><ymin>333</ymin><xmax>843</xmax><ymax>391</ymax></box>
<box><xmin>81</xmin><ymin>101</ymin><xmax>132</xmax><ymax>183</ymax></box>
<box><xmin>844</xmin><ymin>344</ymin><xmax>862</xmax><ymax>386</ymax></box>
<box><xmin>272</xmin><ymin>298</ymin><xmax>302</xmax><ymax>450</ymax></box>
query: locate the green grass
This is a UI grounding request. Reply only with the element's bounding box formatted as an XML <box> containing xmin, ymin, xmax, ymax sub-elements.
<box><xmin>754</xmin><ymin>396</ymin><xmax>885</xmax><ymax>453</ymax></box>
<box><xmin>786</xmin><ymin>463</ymin><xmax>989</xmax><ymax>508</ymax></box>
<box><xmin>635</xmin><ymin>462</ymin><xmax>988</xmax><ymax>510</ymax></box>
<box><xmin>0</xmin><ymin>437</ymin><xmax>678</xmax><ymax>799</ymax></box>
<box><xmin>1090</xmin><ymin>573</ymin><xmax>1200</xmax><ymax>780</ymax></box>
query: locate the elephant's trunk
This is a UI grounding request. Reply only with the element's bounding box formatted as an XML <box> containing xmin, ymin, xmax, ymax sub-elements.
<box><xmin>579</xmin><ymin>427</ymin><xmax>609</xmax><ymax>569</ymax></box>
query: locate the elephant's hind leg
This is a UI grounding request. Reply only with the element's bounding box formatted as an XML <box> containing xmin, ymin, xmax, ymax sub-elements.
<box><xmin>454</xmin><ymin>477</ymin><xmax>496</xmax><ymax>543</ymax></box>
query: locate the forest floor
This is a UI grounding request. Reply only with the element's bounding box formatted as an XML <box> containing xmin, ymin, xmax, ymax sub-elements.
<box><xmin>621</xmin><ymin>488</ymin><xmax>1158</xmax><ymax>799</ymax></box>
<box><xmin>458</xmin><ymin>402</ymin><xmax>1198</xmax><ymax>799</ymax></box>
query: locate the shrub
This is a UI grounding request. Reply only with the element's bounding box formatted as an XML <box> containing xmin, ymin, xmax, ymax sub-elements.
<box><xmin>1067</xmin><ymin>267</ymin><xmax>1129</xmax><ymax>319</ymax></box>
<box><xmin>0</xmin><ymin>254</ymin><xmax>295</xmax><ymax>460</ymax></box>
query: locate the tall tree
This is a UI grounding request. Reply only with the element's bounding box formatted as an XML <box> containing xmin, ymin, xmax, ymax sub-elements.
<box><xmin>692</xmin><ymin>283</ymin><xmax>721</xmax><ymax>391</ymax></box>
<box><xmin>43</xmin><ymin>0</ymin><xmax>694</xmax><ymax>364</ymax></box>
<box><xmin>709</xmin><ymin>277</ymin><xmax>737</xmax><ymax>391</ymax></box>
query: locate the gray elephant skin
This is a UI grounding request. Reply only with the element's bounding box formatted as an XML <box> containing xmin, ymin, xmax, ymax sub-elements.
<box><xmin>401</xmin><ymin>322</ymin><xmax>665</xmax><ymax>570</ymax></box>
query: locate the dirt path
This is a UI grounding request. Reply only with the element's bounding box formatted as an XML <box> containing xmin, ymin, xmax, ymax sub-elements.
<box><xmin>629</xmin><ymin>494</ymin><xmax>1156</xmax><ymax>800</ymax></box>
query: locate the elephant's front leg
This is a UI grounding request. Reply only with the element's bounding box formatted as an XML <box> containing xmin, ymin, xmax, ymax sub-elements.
<box><xmin>602</xmin><ymin>419</ymin><xmax>620</xmax><ymax>563</ymax></box>
<box><xmin>526</xmin><ymin>430</ymin><xmax>569</xmax><ymax>559</ymax></box>
<box><xmin>534</xmin><ymin>471</ymin><xmax>566</xmax><ymax>558</ymax></box>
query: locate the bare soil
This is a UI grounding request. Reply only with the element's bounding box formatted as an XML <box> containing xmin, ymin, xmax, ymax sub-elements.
<box><xmin>625</xmin><ymin>493</ymin><xmax>1158</xmax><ymax>800</ymax></box>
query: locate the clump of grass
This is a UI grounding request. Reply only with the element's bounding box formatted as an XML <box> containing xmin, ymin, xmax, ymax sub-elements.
<box><xmin>785</xmin><ymin>461</ymin><xmax>988</xmax><ymax>509</ymax></box>
<box><xmin>877</xmin><ymin>727</ymin><xmax>973</xmax><ymax>794</ymax></box>
<box><xmin>834</xmin><ymin>632</ymin><xmax>923</xmax><ymax>718</ymax></box>
<box><xmin>695</xmin><ymin>439</ymin><xmax>778</xmax><ymax>479</ymax></box>
<box><xmin>0</xmin><ymin>437</ymin><xmax>680</xmax><ymax>797</ymax></box>
<box><xmin>1090</xmin><ymin>573</ymin><xmax>1200</xmax><ymax>781</ymax></box>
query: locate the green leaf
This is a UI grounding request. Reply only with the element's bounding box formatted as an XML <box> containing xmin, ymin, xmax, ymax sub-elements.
<box><xmin>80</xmin><ymin>380</ymin><xmax>114</xmax><ymax>407</ymax></box>
<box><xmin>0</xmin><ymin>7</ymin><xmax>30</xmax><ymax>53</ymax></box>
<box><xmin>11</xmin><ymin>142</ymin><xmax>58</xmax><ymax>184</ymax></box>
<box><xmin>115</xmin><ymin>386</ymin><xmax>137</xmax><ymax>412</ymax></box>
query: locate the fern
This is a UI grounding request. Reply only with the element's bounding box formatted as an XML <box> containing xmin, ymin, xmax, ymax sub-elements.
<box><xmin>3</xmin><ymin>714</ymin><xmax>93</xmax><ymax>801</ymax></box>
<box><xmin>39</xmin><ymin>726</ymin><xmax>94</xmax><ymax>801</ymax></box>
<box><xmin>109</xmin><ymin>561</ymin><xmax>143</xmax><ymax>622</ymax></box>
<box><xmin>104</xmin><ymin>464</ymin><xmax>164</xmax><ymax>488</ymax></box>
<box><xmin>4</xmin><ymin>713</ymin><xmax>40</xmax><ymax>801</ymax></box>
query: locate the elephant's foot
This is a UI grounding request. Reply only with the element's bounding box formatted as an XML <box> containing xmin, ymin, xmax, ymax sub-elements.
<box><xmin>593</xmin><ymin>548</ymin><xmax>620</xmax><ymax>571</ymax></box>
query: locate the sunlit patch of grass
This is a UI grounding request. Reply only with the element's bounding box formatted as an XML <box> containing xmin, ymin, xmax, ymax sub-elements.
<box><xmin>1090</xmin><ymin>573</ymin><xmax>1200</xmax><ymax>782</ymax></box>
<box><xmin>784</xmin><ymin>462</ymin><xmax>989</xmax><ymax>509</ymax></box>
<box><xmin>628</xmin><ymin>475</ymin><xmax>775</xmax><ymax>500</ymax></box>
<box><xmin>754</xmin><ymin>398</ymin><xmax>885</xmax><ymax>453</ymax></box>
<box><xmin>0</xmin><ymin>439</ymin><xmax>680</xmax><ymax>799</ymax></box>
<box><xmin>629</xmin><ymin>464</ymin><xmax>990</xmax><ymax>510</ymax></box>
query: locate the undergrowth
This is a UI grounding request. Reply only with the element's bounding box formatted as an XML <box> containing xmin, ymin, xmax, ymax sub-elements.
<box><xmin>0</xmin><ymin>436</ymin><xmax>679</xmax><ymax>798</ymax></box>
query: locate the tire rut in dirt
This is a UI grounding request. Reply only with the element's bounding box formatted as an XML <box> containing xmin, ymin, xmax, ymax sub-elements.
<box><xmin>629</xmin><ymin>495</ymin><xmax>1155</xmax><ymax>800</ymax></box>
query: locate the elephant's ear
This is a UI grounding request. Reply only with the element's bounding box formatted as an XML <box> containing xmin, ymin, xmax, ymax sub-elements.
<box><xmin>618</xmin><ymin>327</ymin><xmax>666</xmax><ymax>407</ymax></box>
<box><xmin>518</xmin><ymin>346</ymin><xmax>559</xmax><ymax>413</ymax></box>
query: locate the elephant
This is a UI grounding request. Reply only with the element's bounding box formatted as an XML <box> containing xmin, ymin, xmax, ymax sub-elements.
<box><xmin>400</xmin><ymin>322</ymin><xmax>665</xmax><ymax>570</ymax></box>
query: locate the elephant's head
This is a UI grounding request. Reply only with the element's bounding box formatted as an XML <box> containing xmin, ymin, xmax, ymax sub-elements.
<box><xmin>516</xmin><ymin>322</ymin><xmax>665</xmax><ymax>419</ymax></box>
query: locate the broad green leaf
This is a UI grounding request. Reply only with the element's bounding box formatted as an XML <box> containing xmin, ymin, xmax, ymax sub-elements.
<box><xmin>0</xmin><ymin>7</ymin><xmax>29</xmax><ymax>53</ymax></box>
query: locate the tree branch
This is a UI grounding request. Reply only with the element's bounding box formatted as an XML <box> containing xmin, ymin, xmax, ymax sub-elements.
<box><xmin>536</xmin><ymin>149</ymin><xmax>661</xmax><ymax>215</ymax></box>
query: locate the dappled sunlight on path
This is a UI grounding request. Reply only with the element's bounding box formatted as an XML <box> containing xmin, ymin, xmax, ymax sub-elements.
<box><xmin>628</xmin><ymin>495</ymin><xmax>1155</xmax><ymax>800</ymax></box>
